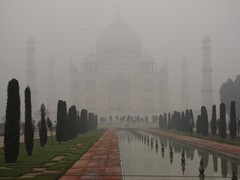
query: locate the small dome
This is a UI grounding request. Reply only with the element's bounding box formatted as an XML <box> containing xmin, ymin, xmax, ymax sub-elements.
<box><xmin>142</xmin><ymin>52</ymin><xmax>154</xmax><ymax>62</ymax></box>
<box><xmin>85</xmin><ymin>52</ymin><xmax>97</xmax><ymax>62</ymax></box>
<box><xmin>96</xmin><ymin>18</ymin><xmax>141</xmax><ymax>58</ymax></box>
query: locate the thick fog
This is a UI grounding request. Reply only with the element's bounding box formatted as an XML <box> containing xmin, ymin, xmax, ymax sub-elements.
<box><xmin>0</xmin><ymin>0</ymin><xmax>240</xmax><ymax>121</ymax></box>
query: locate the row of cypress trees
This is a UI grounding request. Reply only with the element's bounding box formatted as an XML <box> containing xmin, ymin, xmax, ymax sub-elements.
<box><xmin>196</xmin><ymin>102</ymin><xmax>237</xmax><ymax>139</ymax></box>
<box><xmin>159</xmin><ymin>101</ymin><xmax>237</xmax><ymax>139</ymax></box>
<box><xmin>3</xmin><ymin>79</ymin><xmax>98</xmax><ymax>163</ymax></box>
<box><xmin>4</xmin><ymin>79</ymin><xmax>98</xmax><ymax>163</ymax></box>
<box><xmin>159</xmin><ymin>109</ymin><xmax>194</xmax><ymax>133</ymax></box>
<box><xmin>55</xmin><ymin>100</ymin><xmax>98</xmax><ymax>144</ymax></box>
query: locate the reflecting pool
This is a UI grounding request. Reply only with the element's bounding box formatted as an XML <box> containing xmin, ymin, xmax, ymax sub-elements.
<box><xmin>118</xmin><ymin>129</ymin><xmax>240</xmax><ymax>180</ymax></box>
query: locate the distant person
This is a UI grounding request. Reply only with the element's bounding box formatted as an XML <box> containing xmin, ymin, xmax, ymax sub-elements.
<box><xmin>188</xmin><ymin>118</ymin><xmax>194</xmax><ymax>134</ymax></box>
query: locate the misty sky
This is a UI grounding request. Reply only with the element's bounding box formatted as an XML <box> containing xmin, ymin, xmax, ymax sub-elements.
<box><xmin>0</xmin><ymin>0</ymin><xmax>240</xmax><ymax>120</ymax></box>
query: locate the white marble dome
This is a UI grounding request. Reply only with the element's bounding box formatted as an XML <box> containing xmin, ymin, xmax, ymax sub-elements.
<box><xmin>96</xmin><ymin>18</ymin><xmax>141</xmax><ymax>58</ymax></box>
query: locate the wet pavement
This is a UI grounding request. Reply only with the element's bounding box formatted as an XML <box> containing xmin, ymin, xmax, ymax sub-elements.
<box><xmin>60</xmin><ymin>128</ymin><xmax>122</xmax><ymax>180</ymax></box>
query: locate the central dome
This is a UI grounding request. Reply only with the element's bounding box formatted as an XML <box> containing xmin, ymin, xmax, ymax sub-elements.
<box><xmin>96</xmin><ymin>18</ymin><xmax>142</xmax><ymax>58</ymax></box>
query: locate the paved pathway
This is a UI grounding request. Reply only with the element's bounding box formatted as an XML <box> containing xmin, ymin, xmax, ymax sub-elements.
<box><xmin>61</xmin><ymin>128</ymin><xmax>122</xmax><ymax>180</ymax></box>
<box><xmin>145</xmin><ymin>128</ymin><xmax>240</xmax><ymax>159</ymax></box>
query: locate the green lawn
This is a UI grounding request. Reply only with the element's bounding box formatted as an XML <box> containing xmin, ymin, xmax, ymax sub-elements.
<box><xmin>0</xmin><ymin>130</ymin><xmax>104</xmax><ymax>179</ymax></box>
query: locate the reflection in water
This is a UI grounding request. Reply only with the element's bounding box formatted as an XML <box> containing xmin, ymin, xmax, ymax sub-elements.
<box><xmin>181</xmin><ymin>150</ymin><xmax>186</xmax><ymax>175</ymax></box>
<box><xmin>231</xmin><ymin>162</ymin><xmax>238</xmax><ymax>176</ymax></box>
<box><xmin>118</xmin><ymin>129</ymin><xmax>240</xmax><ymax>179</ymax></box>
<box><xmin>221</xmin><ymin>159</ymin><xmax>228</xmax><ymax>177</ymax></box>
<box><xmin>199</xmin><ymin>158</ymin><xmax>205</xmax><ymax>178</ymax></box>
<box><xmin>212</xmin><ymin>155</ymin><xmax>218</xmax><ymax>172</ymax></box>
<box><xmin>155</xmin><ymin>140</ymin><xmax>158</xmax><ymax>153</ymax></box>
<box><xmin>170</xmin><ymin>153</ymin><xmax>173</xmax><ymax>165</ymax></box>
<box><xmin>198</xmin><ymin>150</ymin><xmax>209</xmax><ymax>169</ymax></box>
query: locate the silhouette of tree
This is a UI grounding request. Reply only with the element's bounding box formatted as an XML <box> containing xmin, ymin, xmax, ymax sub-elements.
<box><xmin>219</xmin><ymin>103</ymin><xmax>227</xmax><ymax>139</ymax></box>
<box><xmin>196</xmin><ymin>115</ymin><xmax>202</xmax><ymax>134</ymax></box>
<box><xmin>79</xmin><ymin>109</ymin><xmax>88</xmax><ymax>133</ymax></box>
<box><xmin>62</xmin><ymin>101</ymin><xmax>68</xmax><ymax>141</ymax></box>
<box><xmin>201</xmin><ymin>106</ymin><xmax>208</xmax><ymax>135</ymax></box>
<box><xmin>94</xmin><ymin>114</ymin><xmax>98</xmax><ymax>130</ymax></box>
<box><xmin>56</xmin><ymin>100</ymin><xmax>65</xmax><ymax>143</ymax></box>
<box><xmin>24</xmin><ymin>87</ymin><xmax>34</xmax><ymax>155</ymax></box>
<box><xmin>39</xmin><ymin>104</ymin><xmax>47</xmax><ymax>148</ymax></box>
<box><xmin>46</xmin><ymin>117</ymin><xmax>53</xmax><ymax>146</ymax></box>
<box><xmin>220</xmin><ymin>75</ymin><xmax>240</xmax><ymax>117</ymax></box>
<box><xmin>230</xmin><ymin>101</ymin><xmax>237</xmax><ymax>139</ymax></box>
<box><xmin>210</xmin><ymin>105</ymin><xmax>217</xmax><ymax>136</ymax></box>
<box><xmin>4</xmin><ymin>79</ymin><xmax>21</xmax><ymax>163</ymax></box>
<box><xmin>68</xmin><ymin>105</ymin><xmax>77</xmax><ymax>139</ymax></box>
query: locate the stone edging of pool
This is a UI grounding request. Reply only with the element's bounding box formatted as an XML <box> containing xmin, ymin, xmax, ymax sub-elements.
<box><xmin>142</xmin><ymin>128</ymin><xmax>240</xmax><ymax>163</ymax></box>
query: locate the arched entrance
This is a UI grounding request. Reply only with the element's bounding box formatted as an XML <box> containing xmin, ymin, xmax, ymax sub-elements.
<box><xmin>108</xmin><ymin>77</ymin><xmax>131</xmax><ymax>111</ymax></box>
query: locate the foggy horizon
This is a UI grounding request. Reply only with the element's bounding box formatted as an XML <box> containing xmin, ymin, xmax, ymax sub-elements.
<box><xmin>1</xmin><ymin>0</ymin><xmax>240</xmax><ymax>121</ymax></box>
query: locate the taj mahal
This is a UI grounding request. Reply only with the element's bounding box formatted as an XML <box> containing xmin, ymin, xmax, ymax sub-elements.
<box><xmin>26</xmin><ymin>16</ymin><xmax>212</xmax><ymax>121</ymax></box>
<box><xmin>69</xmin><ymin>16</ymin><xmax>169</xmax><ymax>118</ymax></box>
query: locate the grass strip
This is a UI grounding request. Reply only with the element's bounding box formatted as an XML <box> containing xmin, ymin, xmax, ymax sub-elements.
<box><xmin>156</xmin><ymin>128</ymin><xmax>240</xmax><ymax>146</ymax></box>
<box><xmin>0</xmin><ymin>129</ymin><xmax>104</xmax><ymax>179</ymax></box>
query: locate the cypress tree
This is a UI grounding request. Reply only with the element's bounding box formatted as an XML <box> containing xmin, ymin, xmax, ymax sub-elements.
<box><xmin>4</xmin><ymin>79</ymin><xmax>21</xmax><ymax>163</ymax></box>
<box><xmin>189</xmin><ymin>109</ymin><xmax>194</xmax><ymax>134</ymax></box>
<box><xmin>163</xmin><ymin>113</ymin><xmax>167</xmax><ymax>129</ymax></box>
<box><xmin>201</xmin><ymin>106</ymin><xmax>208</xmax><ymax>136</ymax></box>
<box><xmin>24</xmin><ymin>87</ymin><xmax>34</xmax><ymax>155</ymax></box>
<box><xmin>79</xmin><ymin>109</ymin><xmax>85</xmax><ymax>134</ymax></box>
<box><xmin>62</xmin><ymin>101</ymin><xmax>68</xmax><ymax>141</ymax></box>
<box><xmin>185</xmin><ymin>109</ymin><xmax>189</xmax><ymax>132</ymax></box>
<box><xmin>39</xmin><ymin>104</ymin><xmax>47</xmax><ymax>148</ymax></box>
<box><xmin>219</xmin><ymin>103</ymin><xmax>227</xmax><ymax>139</ymax></box>
<box><xmin>196</xmin><ymin>115</ymin><xmax>202</xmax><ymax>134</ymax></box>
<box><xmin>46</xmin><ymin>117</ymin><xmax>53</xmax><ymax>146</ymax></box>
<box><xmin>158</xmin><ymin>114</ymin><xmax>161</xmax><ymax>128</ymax></box>
<box><xmin>46</xmin><ymin>117</ymin><xmax>53</xmax><ymax>134</ymax></box>
<box><xmin>94</xmin><ymin>114</ymin><xmax>98</xmax><ymax>130</ymax></box>
<box><xmin>56</xmin><ymin>100</ymin><xmax>64</xmax><ymax>143</ymax></box>
<box><xmin>180</xmin><ymin>112</ymin><xmax>185</xmax><ymax>132</ymax></box>
<box><xmin>210</xmin><ymin>105</ymin><xmax>217</xmax><ymax>136</ymax></box>
<box><xmin>230</xmin><ymin>101</ymin><xmax>237</xmax><ymax>139</ymax></box>
<box><xmin>168</xmin><ymin>112</ymin><xmax>171</xmax><ymax>129</ymax></box>
<box><xmin>68</xmin><ymin>105</ymin><xmax>77</xmax><ymax>139</ymax></box>
<box><xmin>81</xmin><ymin>109</ymin><xmax>88</xmax><ymax>133</ymax></box>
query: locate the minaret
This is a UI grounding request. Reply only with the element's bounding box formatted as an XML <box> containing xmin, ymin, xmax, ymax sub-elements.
<box><xmin>26</xmin><ymin>36</ymin><xmax>37</xmax><ymax>117</ymax></box>
<box><xmin>47</xmin><ymin>59</ymin><xmax>56</xmax><ymax>121</ymax></box>
<box><xmin>69</xmin><ymin>60</ymin><xmax>79</xmax><ymax>108</ymax></box>
<box><xmin>201</xmin><ymin>35</ymin><xmax>213</xmax><ymax>109</ymax></box>
<box><xmin>181</xmin><ymin>57</ymin><xmax>189</xmax><ymax>110</ymax></box>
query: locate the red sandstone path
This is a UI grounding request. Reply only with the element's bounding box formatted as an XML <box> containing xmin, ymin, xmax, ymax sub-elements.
<box><xmin>145</xmin><ymin>128</ymin><xmax>240</xmax><ymax>158</ymax></box>
<box><xmin>60</xmin><ymin>128</ymin><xmax>122</xmax><ymax>180</ymax></box>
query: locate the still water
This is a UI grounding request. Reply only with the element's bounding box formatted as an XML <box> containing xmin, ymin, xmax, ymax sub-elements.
<box><xmin>118</xmin><ymin>129</ymin><xmax>240</xmax><ymax>180</ymax></box>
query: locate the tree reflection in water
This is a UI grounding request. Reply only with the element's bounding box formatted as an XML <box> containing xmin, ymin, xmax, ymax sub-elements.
<box><xmin>221</xmin><ymin>158</ymin><xmax>228</xmax><ymax>177</ymax></box>
<box><xmin>212</xmin><ymin>155</ymin><xmax>218</xmax><ymax>172</ymax></box>
<box><xmin>197</xmin><ymin>150</ymin><xmax>209</xmax><ymax>169</ymax></box>
<box><xmin>119</xmin><ymin>129</ymin><xmax>240</xmax><ymax>179</ymax></box>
